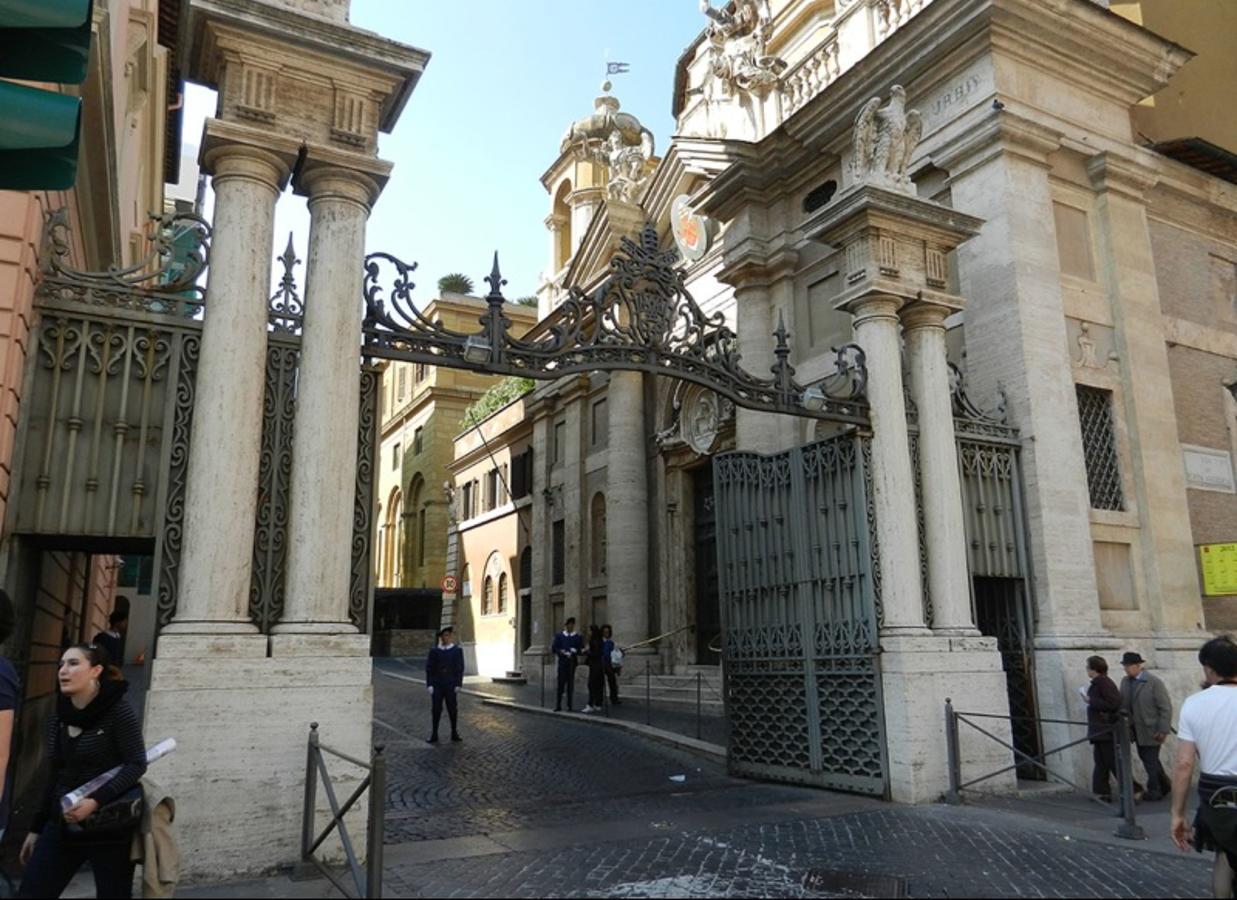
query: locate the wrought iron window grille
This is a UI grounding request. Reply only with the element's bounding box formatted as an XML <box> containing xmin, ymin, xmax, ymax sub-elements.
<box><xmin>1075</xmin><ymin>384</ymin><xmax>1125</xmax><ymax>511</ymax></box>
<box><xmin>363</xmin><ymin>223</ymin><xmax>869</xmax><ymax>423</ymax></box>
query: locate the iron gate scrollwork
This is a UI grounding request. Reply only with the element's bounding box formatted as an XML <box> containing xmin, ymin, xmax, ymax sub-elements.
<box><xmin>714</xmin><ymin>432</ymin><xmax>887</xmax><ymax>796</ymax></box>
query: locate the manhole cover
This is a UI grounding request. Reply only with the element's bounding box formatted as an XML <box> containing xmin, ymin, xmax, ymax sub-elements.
<box><xmin>803</xmin><ymin>869</ymin><xmax>908</xmax><ymax>898</ymax></box>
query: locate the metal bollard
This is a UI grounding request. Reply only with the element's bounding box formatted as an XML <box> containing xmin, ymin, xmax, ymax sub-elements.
<box><xmin>944</xmin><ymin>699</ymin><xmax>962</xmax><ymax>805</ymax></box>
<box><xmin>696</xmin><ymin>671</ymin><xmax>703</xmax><ymax>741</ymax></box>
<box><xmin>302</xmin><ymin>723</ymin><xmax>320</xmax><ymax>858</ymax></box>
<box><xmin>1114</xmin><ymin>711</ymin><xmax>1145</xmax><ymax>840</ymax></box>
<box><xmin>367</xmin><ymin>744</ymin><xmax>386</xmax><ymax>899</ymax></box>
<box><xmin>540</xmin><ymin>654</ymin><xmax>546</xmax><ymax>709</ymax></box>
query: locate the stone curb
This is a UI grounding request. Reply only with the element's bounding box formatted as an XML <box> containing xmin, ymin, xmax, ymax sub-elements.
<box><xmin>477</xmin><ymin>696</ymin><xmax>729</xmax><ymax>762</ymax></box>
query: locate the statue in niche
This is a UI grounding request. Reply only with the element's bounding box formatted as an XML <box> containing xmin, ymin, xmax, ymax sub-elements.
<box><xmin>699</xmin><ymin>0</ymin><xmax>786</xmax><ymax>98</ymax></box>
<box><xmin>1077</xmin><ymin>321</ymin><xmax>1101</xmax><ymax>369</ymax></box>
<box><xmin>851</xmin><ymin>85</ymin><xmax>923</xmax><ymax>194</ymax></box>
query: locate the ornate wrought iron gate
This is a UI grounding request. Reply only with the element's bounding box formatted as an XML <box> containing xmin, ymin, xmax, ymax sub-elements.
<box><xmin>953</xmin><ymin>379</ymin><xmax>1040</xmax><ymax>778</ymax></box>
<box><xmin>713</xmin><ymin>433</ymin><xmax>887</xmax><ymax>796</ymax></box>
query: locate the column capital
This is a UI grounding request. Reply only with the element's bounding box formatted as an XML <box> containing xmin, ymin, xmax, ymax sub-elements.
<box><xmin>717</xmin><ymin>248</ymin><xmax>799</xmax><ymax>291</ymax></box>
<box><xmin>545</xmin><ymin>212</ymin><xmax>568</xmax><ymax>232</ymax></box>
<box><xmin>298</xmin><ymin>164</ymin><xmax>382</xmax><ymax>212</ymax></box>
<box><xmin>1086</xmin><ymin>151</ymin><xmax>1159</xmax><ymax>202</ymax></box>
<box><xmin>200</xmin><ymin>119</ymin><xmax>298</xmax><ymax>193</ymax></box>
<box><xmin>842</xmin><ymin>292</ymin><xmax>903</xmax><ymax>324</ymax></box>
<box><xmin>900</xmin><ymin>299</ymin><xmax>958</xmax><ymax>332</ymax></box>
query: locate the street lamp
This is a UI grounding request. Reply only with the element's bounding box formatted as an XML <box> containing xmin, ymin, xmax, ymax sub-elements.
<box><xmin>463</xmin><ymin>335</ymin><xmax>491</xmax><ymax>365</ymax></box>
<box><xmin>801</xmin><ymin>386</ymin><xmax>826</xmax><ymax>412</ymax></box>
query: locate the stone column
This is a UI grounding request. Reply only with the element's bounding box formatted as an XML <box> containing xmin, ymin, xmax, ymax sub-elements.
<box><xmin>275</xmin><ymin>166</ymin><xmax>377</xmax><ymax>640</ymax></box>
<box><xmin>606</xmin><ymin>370</ymin><xmax>650</xmax><ymax>647</ymax></box>
<box><xmin>163</xmin><ymin>139</ymin><xmax>290</xmax><ymax>639</ymax></box>
<box><xmin>733</xmin><ymin>276</ymin><xmax>779</xmax><ymax>454</ymax></box>
<box><xmin>850</xmin><ymin>295</ymin><xmax>929</xmax><ymax>635</ymax></box>
<box><xmin>903</xmin><ymin>302</ymin><xmax>978</xmax><ymax>635</ymax></box>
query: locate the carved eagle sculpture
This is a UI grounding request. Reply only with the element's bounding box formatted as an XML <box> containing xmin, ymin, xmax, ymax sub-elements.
<box><xmin>851</xmin><ymin>86</ymin><xmax>922</xmax><ymax>193</ymax></box>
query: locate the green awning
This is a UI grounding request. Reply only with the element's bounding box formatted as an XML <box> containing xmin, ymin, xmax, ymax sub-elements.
<box><xmin>0</xmin><ymin>0</ymin><xmax>94</xmax><ymax>82</ymax></box>
<box><xmin>0</xmin><ymin>81</ymin><xmax>81</xmax><ymax>189</ymax></box>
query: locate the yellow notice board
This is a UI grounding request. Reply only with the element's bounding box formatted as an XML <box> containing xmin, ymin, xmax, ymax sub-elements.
<box><xmin>1201</xmin><ymin>543</ymin><xmax>1237</xmax><ymax>596</ymax></box>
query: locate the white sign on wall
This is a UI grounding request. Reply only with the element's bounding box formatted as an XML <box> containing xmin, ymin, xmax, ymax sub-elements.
<box><xmin>1183</xmin><ymin>444</ymin><xmax>1237</xmax><ymax>494</ymax></box>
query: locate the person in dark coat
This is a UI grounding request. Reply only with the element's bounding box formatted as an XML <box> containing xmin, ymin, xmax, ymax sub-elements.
<box><xmin>601</xmin><ymin>624</ymin><xmax>621</xmax><ymax>706</ymax></box>
<box><xmin>425</xmin><ymin>626</ymin><xmax>465</xmax><ymax>743</ymax></box>
<box><xmin>583</xmin><ymin>626</ymin><xmax>605</xmax><ymax>713</ymax></box>
<box><xmin>92</xmin><ymin>609</ymin><xmax>128</xmax><ymax>670</ymax></box>
<box><xmin>18</xmin><ymin>643</ymin><xmax>147</xmax><ymax>899</ymax></box>
<box><xmin>1120</xmin><ymin>650</ymin><xmax>1174</xmax><ymax>802</ymax></box>
<box><xmin>1085</xmin><ymin>655</ymin><xmax>1123</xmax><ymax>801</ymax></box>
<box><xmin>551</xmin><ymin>618</ymin><xmax>583</xmax><ymax>712</ymax></box>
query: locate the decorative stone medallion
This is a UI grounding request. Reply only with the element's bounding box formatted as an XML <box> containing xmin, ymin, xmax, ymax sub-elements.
<box><xmin>672</xmin><ymin>195</ymin><xmax>712</xmax><ymax>262</ymax></box>
<box><xmin>682</xmin><ymin>386</ymin><xmax>723</xmax><ymax>454</ymax></box>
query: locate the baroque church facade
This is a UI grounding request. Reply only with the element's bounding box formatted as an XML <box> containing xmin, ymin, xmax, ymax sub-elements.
<box><xmin>451</xmin><ymin>0</ymin><xmax>1237</xmax><ymax>799</ymax></box>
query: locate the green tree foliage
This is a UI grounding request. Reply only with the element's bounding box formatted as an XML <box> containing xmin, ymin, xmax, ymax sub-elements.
<box><xmin>461</xmin><ymin>377</ymin><xmax>535</xmax><ymax>429</ymax></box>
<box><xmin>515</xmin><ymin>295</ymin><xmax>539</xmax><ymax>307</ymax></box>
<box><xmin>438</xmin><ymin>273</ymin><xmax>475</xmax><ymax>295</ymax></box>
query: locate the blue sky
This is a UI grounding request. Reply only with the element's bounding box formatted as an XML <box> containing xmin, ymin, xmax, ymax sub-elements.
<box><xmin>185</xmin><ymin>0</ymin><xmax>706</xmax><ymax>301</ymax></box>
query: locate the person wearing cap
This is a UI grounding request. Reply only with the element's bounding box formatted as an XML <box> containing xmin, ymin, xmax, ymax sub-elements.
<box><xmin>1120</xmin><ymin>650</ymin><xmax>1174</xmax><ymax>802</ymax></box>
<box><xmin>425</xmin><ymin>626</ymin><xmax>465</xmax><ymax>744</ymax></box>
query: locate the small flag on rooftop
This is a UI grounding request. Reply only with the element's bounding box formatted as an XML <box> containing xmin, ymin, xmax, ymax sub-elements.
<box><xmin>606</xmin><ymin>62</ymin><xmax>631</xmax><ymax>75</ymax></box>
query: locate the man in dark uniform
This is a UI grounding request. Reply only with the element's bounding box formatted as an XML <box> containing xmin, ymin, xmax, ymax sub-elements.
<box><xmin>551</xmin><ymin>617</ymin><xmax>583</xmax><ymax>712</ymax></box>
<box><xmin>425</xmin><ymin>626</ymin><xmax>465</xmax><ymax>743</ymax></box>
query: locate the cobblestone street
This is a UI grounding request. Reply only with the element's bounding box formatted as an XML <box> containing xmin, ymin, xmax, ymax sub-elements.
<box><xmin>372</xmin><ymin>665</ymin><xmax>1213</xmax><ymax>899</ymax></box>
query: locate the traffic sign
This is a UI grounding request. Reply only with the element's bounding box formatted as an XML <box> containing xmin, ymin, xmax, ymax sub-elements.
<box><xmin>441</xmin><ymin>575</ymin><xmax>458</xmax><ymax>594</ymax></box>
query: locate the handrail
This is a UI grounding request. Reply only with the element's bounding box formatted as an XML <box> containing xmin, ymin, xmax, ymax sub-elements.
<box><xmin>622</xmin><ymin>623</ymin><xmax>694</xmax><ymax>652</ymax></box>
<box><xmin>943</xmin><ymin>699</ymin><xmax>1144</xmax><ymax>841</ymax></box>
<box><xmin>302</xmin><ymin>723</ymin><xmax>386</xmax><ymax>898</ymax></box>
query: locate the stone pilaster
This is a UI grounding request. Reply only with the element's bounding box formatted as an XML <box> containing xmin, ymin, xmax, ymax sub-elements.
<box><xmin>163</xmin><ymin>125</ymin><xmax>294</xmax><ymax>643</ymax></box>
<box><xmin>606</xmin><ymin>370</ymin><xmax>650</xmax><ymax>647</ymax></box>
<box><xmin>275</xmin><ymin>163</ymin><xmax>384</xmax><ymax>648</ymax></box>
<box><xmin>903</xmin><ymin>301</ymin><xmax>978</xmax><ymax>635</ymax></box>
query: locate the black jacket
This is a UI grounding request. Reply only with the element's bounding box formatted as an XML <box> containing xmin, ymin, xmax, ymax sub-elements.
<box><xmin>32</xmin><ymin>680</ymin><xmax>147</xmax><ymax>833</ymax></box>
<box><xmin>1087</xmin><ymin>674</ymin><xmax>1122</xmax><ymax>744</ymax></box>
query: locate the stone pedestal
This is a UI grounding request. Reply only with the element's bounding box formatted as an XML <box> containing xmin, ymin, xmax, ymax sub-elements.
<box><xmin>881</xmin><ymin>634</ymin><xmax>1014</xmax><ymax>803</ymax></box>
<box><xmin>144</xmin><ymin>635</ymin><xmax>372</xmax><ymax>881</ymax></box>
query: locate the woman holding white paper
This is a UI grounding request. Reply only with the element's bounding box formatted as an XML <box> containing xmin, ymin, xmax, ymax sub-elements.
<box><xmin>18</xmin><ymin>643</ymin><xmax>146</xmax><ymax>899</ymax></box>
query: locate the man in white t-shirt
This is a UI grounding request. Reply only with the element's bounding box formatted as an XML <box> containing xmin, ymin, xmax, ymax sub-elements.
<box><xmin>1172</xmin><ymin>636</ymin><xmax>1237</xmax><ymax>898</ymax></box>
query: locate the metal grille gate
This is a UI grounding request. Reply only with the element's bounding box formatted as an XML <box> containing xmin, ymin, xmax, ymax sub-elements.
<box><xmin>714</xmin><ymin>433</ymin><xmax>887</xmax><ymax>796</ymax></box>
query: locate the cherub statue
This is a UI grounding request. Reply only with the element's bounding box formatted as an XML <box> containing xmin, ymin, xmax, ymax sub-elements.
<box><xmin>598</xmin><ymin>129</ymin><xmax>650</xmax><ymax>203</ymax></box>
<box><xmin>851</xmin><ymin>85</ymin><xmax>923</xmax><ymax>194</ymax></box>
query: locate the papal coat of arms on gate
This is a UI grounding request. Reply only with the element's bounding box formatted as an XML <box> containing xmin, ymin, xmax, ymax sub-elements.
<box><xmin>671</xmin><ymin>195</ymin><xmax>711</xmax><ymax>262</ymax></box>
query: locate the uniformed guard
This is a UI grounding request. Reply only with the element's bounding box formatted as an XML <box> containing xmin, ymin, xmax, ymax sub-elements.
<box><xmin>551</xmin><ymin>617</ymin><xmax>583</xmax><ymax>712</ymax></box>
<box><xmin>425</xmin><ymin>626</ymin><xmax>465</xmax><ymax>743</ymax></box>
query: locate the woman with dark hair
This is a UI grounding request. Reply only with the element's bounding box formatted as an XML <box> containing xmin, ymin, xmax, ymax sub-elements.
<box><xmin>18</xmin><ymin>643</ymin><xmax>146</xmax><ymax>899</ymax></box>
<box><xmin>1084</xmin><ymin>655</ymin><xmax>1122</xmax><ymax>802</ymax></box>
<box><xmin>583</xmin><ymin>625</ymin><xmax>606</xmax><ymax>713</ymax></box>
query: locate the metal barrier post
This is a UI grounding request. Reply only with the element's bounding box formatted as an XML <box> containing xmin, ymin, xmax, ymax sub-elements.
<box><xmin>540</xmin><ymin>654</ymin><xmax>546</xmax><ymax>709</ymax></box>
<box><xmin>944</xmin><ymin>699</ymin><xmax>962</xmax><ymax>805</ymax></box>
<box><xmin>1115</xmin><ymin>712</ymin><xmax>1145</xmax><ymax>840</ymax></box>
<box><xmin>367</xmin><ymin>744</ymin><xmax>386</xmax><ymax>899</ymax></box>
<box><xmin>696</xmin><ymin>671</ymin><xmax>703</xmax><ymax>741</ymax></box>
<box><xmin>646</xmin><ymin>664</ymin><xmax>651</xmax><ymax>726</ymax></box>
<box><xmin>302</xmin><ymin>722</ymin><xmax>320</xmax><ymax>858</ymax></box>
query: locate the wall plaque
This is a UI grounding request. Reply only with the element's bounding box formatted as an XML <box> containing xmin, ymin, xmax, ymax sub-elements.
<box><xmin>1183</xmin><ymin>444</ymin><xmax>1236</xmax><ymax>493</ymax></box>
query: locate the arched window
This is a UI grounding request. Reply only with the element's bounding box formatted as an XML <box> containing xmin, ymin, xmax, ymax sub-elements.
<box><xmin>498</xmin><ymin>573</ymin><xmax>508</xmax><ymax>614</ymax></box>
<box><xmin>590</xmin><ymin>492</ymin><xmax>607</xmax><ymax>578</ymax></box>
<box><xmin>482</xmin><ymin>576</ymin><xmax>494</xmax><ymax>616</ymax></box>
<box><xmin>519</xmin><ymin>547</ymin><xmax>532</xmax><ymax>593</ymax></box>
<box><xmin>409</xmin><ymin>476</ymin><xmax>425</xmax><ymax>568</ymax></box>
<box><xmin>383</xmin><ymin>488</ymin><xmax>402</xmax><ymax>586</ymax></box>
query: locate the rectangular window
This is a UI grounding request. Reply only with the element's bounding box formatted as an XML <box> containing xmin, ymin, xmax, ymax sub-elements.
<box><xmin>462</xmin><ymin>482</ymin><xmax>473</xmax><ymax>520</ymax></box>
<box><xmin>415</xmin><ymin>363</ymin><xmax>428</xmax><ymax>383</ymax></box>
<box><xmin>392</xmin><ymin>442</ymin><xmax>401</xmax><ymax>470</ymax></box>
<box><xmin>1053</xmin><ymin>201</ymin><xmax>1094</xmax><ymax>281</ymax></box>
<box><xmin>1075</xmin><ymin>385</ymin><xmax>1124</xmax><ymax>511</ymax></box>
<box><xmin>591</xmin><ymin>399</ymin><xmax>608</xmax><ymax>447</ymax></box>
<box><xmin>552</xmin><ymin>520</ymin><xmax>565</xmax><ymax>586</ymax></box>
<box><xmin>414</xmin><ymin>427</ymin><xmax>423</xmax><ymax>455</ymax></box>
<box><xmin>418</xmin><ymin>509</ymin><xmax>426</xmax><ymax>568</ymax></box>
<box><xmin>397</xmin><ymin>366</ymin><xmax>408</xmax><ymax>400</ymax></box>
<box><xmin>511</xmin><ymin>448</ymin><xmax>533</xmax><ymax>500</ymax></box>
<box><xmin>553</xmin><ymin>421</ymin><xmax>566</xmax><ymax>466</ymax></box>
